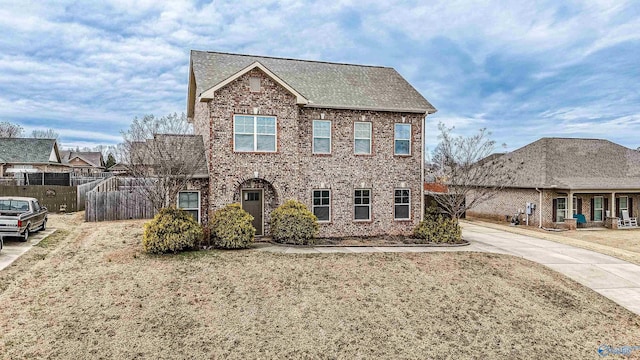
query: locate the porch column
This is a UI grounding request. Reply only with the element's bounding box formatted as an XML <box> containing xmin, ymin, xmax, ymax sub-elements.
<box><xmin>611</xmin><ymin>192</ymin><xmax>616</xmax><ymax>217</ymax></box>
<box><xmin>567</xmin><ymin>191</ymin><xmax>574</xmax><ymax>217</ymax></box>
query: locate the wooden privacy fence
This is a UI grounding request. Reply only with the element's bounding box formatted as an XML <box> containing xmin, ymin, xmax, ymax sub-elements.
<box><xmin>0</xmin><ymin>185</ymin><xmax>78</xmax><ymax>212</ymax></box>
<box><xmin>85</xmin><ymin>177</ymin><xmax>156</xmax><ymax>222</ymax></box>
<box><xmin>76</xmin><ymin>179</ymin><xmax>103</xmax><ymax>211</ymax></box>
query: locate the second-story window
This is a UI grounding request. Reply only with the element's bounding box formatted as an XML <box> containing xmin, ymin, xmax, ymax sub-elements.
<box><xmin>394</xmin><ymin>123</ymin><xmax>411</xmax><ymax>155</ymax></box>
<box><xmin>233</xmin><ymin>115</ymin><xmax>277</xmax><ymax>152</ymax></box>
<box><xmin>354</xmin><ymin>122</ymin><xmax>372</xmax><ymax>155</ymax></box>
<box><xmin>313</xmin><ymin>120</ymin><xmax>331</xmax><ymax>154</ymax></box>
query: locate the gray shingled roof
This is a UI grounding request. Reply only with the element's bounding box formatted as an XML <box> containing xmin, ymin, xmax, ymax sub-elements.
<box><xmin>60</xmin><ymin>151</ymin><xmax>104</xmax><ymax>168</ymax></box>
<box><xmin>0</xmin><ymin>138</ymin><xmax>60</xmax><ymax>164</ymax></box>
<box><xmin>190</xmin><ymin>50</ymin><xmax>436</xmax><ymax>113</ymax></box>
<box><xmin>133</xmin><ymin>134</ymin><xmax>208</xmax><ymax>177</ymax></box>
<box><xmin>499</xmin><ymin>138</ymin><xmax>640</xmax><ymax>190</ymax></box>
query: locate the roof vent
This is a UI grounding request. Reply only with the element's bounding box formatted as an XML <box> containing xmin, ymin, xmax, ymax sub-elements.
<box><xmin>249</xmin><ymin>77</ymin><xmax>261</xmax><ymax>92</ymax></box>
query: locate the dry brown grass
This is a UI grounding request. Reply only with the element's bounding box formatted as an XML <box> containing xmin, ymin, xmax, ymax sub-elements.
<box><xmin>1</xmin><ymin>215</ymin><xmax>639</xmax><ymax>359</ymax></box>
<box><xmin>465</xmin><ymin>217</ymin><xmax>640</xmax><ymax>266</ymax></box>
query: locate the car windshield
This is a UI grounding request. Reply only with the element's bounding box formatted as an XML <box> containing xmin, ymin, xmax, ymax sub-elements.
<box><xmin>0</xmin><ymin>200</ymin><xmax>30</xmax><ymax>211</ymax></box>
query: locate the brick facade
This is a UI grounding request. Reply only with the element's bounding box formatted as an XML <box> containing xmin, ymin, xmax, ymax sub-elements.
<box><xmin>193</xmin><ymin>68</ymin><xmax>425</xmax><ymax>237</ymax></box>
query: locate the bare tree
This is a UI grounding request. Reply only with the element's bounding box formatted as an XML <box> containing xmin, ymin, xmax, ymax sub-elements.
<box><xmin>121</xmin><ymin>113</ymin><xmax>207</xmax><ymax>211</ymax></box>
<box><xmin>31</xmin><ymin>128</ymin><xmax>59</xmax><ymax>139</ymax></box>
<box><xmin>0</xmin><ymin>121</ymin><xmax>24</xmax><ymax>138</ymax></box>
<box><xmin>429</xmin><ymin>123</ymin><xmax>518</xmax><ymax>221</ymax></box>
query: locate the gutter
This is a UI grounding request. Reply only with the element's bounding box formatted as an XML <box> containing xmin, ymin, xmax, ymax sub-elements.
<box><xmin>421</xmin><ymin>114</ymin><xmax>426</xmax><ymax>221</ymax></box>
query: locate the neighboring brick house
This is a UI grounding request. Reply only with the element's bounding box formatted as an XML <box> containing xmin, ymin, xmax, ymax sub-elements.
<box><xmin>0</xmin><ymin>138</ymin><xmax>69</xmax><ymax>177</ymax></box>
<box><xmin>60</xmin><ymin>151</ymin><xmax>106</xmax><ymax>175</ymax></box>
<box><xmin>468</xmin><ymin>138</ymin><xmax>640</xmax><ymax>229</ymax></box>
<box><xmin>187</xmin><ymin>51</ymin><xmax>436</xmax><ymax>237</ymax></box>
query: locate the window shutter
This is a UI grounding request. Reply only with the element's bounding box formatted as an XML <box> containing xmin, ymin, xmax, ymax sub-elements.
<box><xmin>590</xmin><ymin>198</ymin><xmax>594</xmax><ymax>221</ymax></box>
<box><xmin>604</xmin><ymin>198</ymin><xmax>609</xmax><ymax>218</ymax></box>
<box><xmin>552</xmin><ymin>198</ymin><xmax>557</xmax><ymax>222</ymax></box>
<box><xmin>577</xmin><ymin>198</ymin><xmax>583</xmax><ymax>215</ymax></box>
<box><xmin>630</xmin><ymin>197</ymin><xmax>634</xmax><ymax>217</ymax></box>
<box><xmin>616</xmin><ymin>198</ymin><xmax>620</xmax><ymax>218</ymax></box>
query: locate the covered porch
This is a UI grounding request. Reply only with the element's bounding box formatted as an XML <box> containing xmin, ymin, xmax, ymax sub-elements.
<box><xmin>558</xmin><ymin>189</ymin><xmax>640</xmax><ymax>230</ymax></box>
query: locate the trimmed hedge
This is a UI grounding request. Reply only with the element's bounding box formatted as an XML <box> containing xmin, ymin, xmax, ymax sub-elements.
<box><xmin>413</xmin><ymin>216</ymin><xmax>462</xmax><ymax>244</ymax></box>
<box><xmin>210</xmin><ymin>203</ymin><xmax>255</xmax><ymax>249</ymax></box>
<box><xmin>270</xmin><ymin>200</ymin><xmax>319</xmax><ymax>245</ymax></box>
<box><xmin>142</xmin><ymin>207</ymin><xmax>203</xmax><ymax>254</ymax></box>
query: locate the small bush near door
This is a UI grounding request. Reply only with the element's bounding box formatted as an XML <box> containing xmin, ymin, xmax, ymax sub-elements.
<box><xmin>271</xmin><ymin>200</ymin><xmax>319</xmax><ymax>245</ymax></box>
<box><xmin>209</xmin><ymin>203</ymin><xmax>256</xmax><ymax>249</ymax></box>
<box><xmin>143</xmin><ymin>207</ymin><xmax>204</xmax><ymax>254</ymax></box>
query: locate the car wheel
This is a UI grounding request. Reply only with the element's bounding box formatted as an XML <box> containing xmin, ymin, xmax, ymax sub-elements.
<box><xmin>41</xmin><ymin>220</ymin><xmax>47</xmax><ymax>231</ymax></box>
<box><xmin>20</xmin><ymin>228</ymin><xmax>29</xmax><ymax>242</ymax></box>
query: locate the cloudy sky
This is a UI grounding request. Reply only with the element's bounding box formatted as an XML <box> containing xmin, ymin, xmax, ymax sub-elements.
<box><xmin>1</xmin><ymin>0</ymin><xmax>639</xmax><ymax>152</ymax></box>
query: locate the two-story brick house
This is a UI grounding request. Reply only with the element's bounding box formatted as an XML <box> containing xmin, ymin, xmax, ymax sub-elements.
<box><xmin>187</xmin><ymin>51</ymin><xmax>436</xmax><ymax>237</ymax></box>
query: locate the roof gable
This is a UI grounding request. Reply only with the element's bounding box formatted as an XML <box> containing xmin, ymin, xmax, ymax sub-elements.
<box><xmin>199</xmin><ymin>61</ymin><xmax>308</xmax><ymax>105</ymax></box>
<box><xmin>188</xmin><ymin>51</ymin><xmax>436</xmax><ymax>118</ymax></box>
<box><xmin>0</xmin><ymin>138</ymin><xmax>62</xmax><ymax>164</ymax></box>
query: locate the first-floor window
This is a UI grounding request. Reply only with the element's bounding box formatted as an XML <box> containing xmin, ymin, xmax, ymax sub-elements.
<box><xmin>556</xmin><ymin>197</ymin><xmax>567</xmax><ymax>222</ymax></box>
<box><xmin>573</xmin><ymin>196</ymin><xmax>578</xmax><ymax>216</ymax></box>
<box><xmin>354</xmin><ymin>189</ymin><xmax>371</xmax><ymax>220</ymax></box>
<box><xmin>593</xmin><ymin>196</ymin><xmax>603</xmax><ymax>221</ymax></box>
<box><xmin>394</xmin><ymin>189</ymin><xmax>410</xmax><ymax>220</ymax></box>
<box><xmin>312</xmin><ymin>190</ymin><xmax>330</xmax><ymax>222</ymax></box>
<box><xmin>178</xmin><ymin>191</ymin><xmax>200</xmax><ymax>222</ymax></box>
<box><xmin>619</xmin><ymin>196</ymin><xmax>628</xmax><ymax>215</ymax></box>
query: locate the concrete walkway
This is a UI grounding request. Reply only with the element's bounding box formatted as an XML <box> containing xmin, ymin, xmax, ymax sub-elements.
<box><xmin>257</xmin><ymin>223</ymin><xmax>640</xmax><ymax>316</ymax></box>
<box><xmin>0</xmin><ymin>228</ymin><xmax>56</xmax><ymax>271</ymax></box>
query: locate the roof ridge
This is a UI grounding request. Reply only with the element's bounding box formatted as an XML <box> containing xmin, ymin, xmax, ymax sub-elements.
<box><xmin>191</xmin><ymin>49</ymin><xmax>393</xmax><ymax>69</ymax></box>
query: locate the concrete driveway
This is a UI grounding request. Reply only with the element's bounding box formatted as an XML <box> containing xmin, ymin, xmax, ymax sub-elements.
<box><xmin>0</xmin><ymin>229</ymin><xmax>56</xmax><ymax>271</ymax></box>
<box><xmin>462</xmin><ymin>222</ymin><xmax>640</xmax><ymax>316</ymax></box>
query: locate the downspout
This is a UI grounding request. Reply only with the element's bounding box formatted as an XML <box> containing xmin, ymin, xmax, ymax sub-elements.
<box><xmin>420</xmin><ymin>113</ymin><xmax>426</xmax><ymax>221</ymax></box>
<box><xmin>535</xmin><ymin>187</ymin><xmax>543</xmax><ymax>228</ymax></box>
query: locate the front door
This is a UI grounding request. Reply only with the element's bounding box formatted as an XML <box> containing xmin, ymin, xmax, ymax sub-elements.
<box><xmin>242</xmin><ymin>189</ymin><xmax>263</xmax><ymax>235</ymax></box>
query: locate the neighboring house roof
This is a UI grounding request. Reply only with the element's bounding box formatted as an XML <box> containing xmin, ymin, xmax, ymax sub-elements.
<box><xmin>60</xmin><ymin>151</ymin><xmax>105</xmax><ymax>168</ymax></box>
<box><xmin>131</xmin><ymin>134</ymin><xmax>209</xmax><ymax>177</ymax></box>
<box><xmin>0</xmin><ymin>138</ymin><xmax>62</xmax><ymax>164</ymax></box>
<box><xmin>188</xmin><ymin>50</ymin><xmax>436</xmax><ymax>117</ymax></box>
<box><xmin>497</xmin><ymin>138</ymin><xmax>640</xmax><ymax>190</ymax></box>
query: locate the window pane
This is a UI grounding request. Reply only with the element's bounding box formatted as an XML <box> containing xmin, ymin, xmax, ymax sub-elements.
<box><xmin>354</xmin><ymin>123</ymin><xmax>371</xmax><ymax>139</ymax></box>
<box><xmin>620</xmin><ymin>197</ymin><xmax>628</xmax><ymax>209</ymax></box>
<box><xmin>395</xmin><ymin>124</ymin><xmax>410</xmax><ymax>140</ymax></box>
<box><xmin>321</xmin><ymin>190</ymin><xmax>329</xmax><ymax>198</ymax></box>
<box><xmin>185</xmin><ymin>209</ymin><xmax>199</xmax><ymax>222</ymax></box>
<box><xmin>362</xmin><ymin>190</ymin><xmax>370</xmax><ymax>197</ymax></box>
<box><xmin>313</xmin><ymin>121</ymin><xmax>330</xmax><ymax>137</ymax></box>
<box><xmin>594</xmin><ymin>197</ymin><xmax>602</xmax><ymax>208</ymax></box>
<box><xmin>314</xmin><ymin>206</ymin><xmax>330</xmax><ymax>221</ymax></box>
<box><xmin>235</xmin><ymin>134</ymin><xmax>254</xmax><ymax>151</ymax></box>
<box><xmin>355</xmin><ymin>139</ymin><xmax>370</xmax><ymax>154</ymax></box>
<box><xmin>313</xmin><ymin>138</ymin><xmax>330</xmax><ymax>153</ymax></box>
<box><xmin>313</xmin><ymin>190</ymin><xmax>321</xmax><ymax>198</ymax></box>
<box><xmin>257</xmin><ymin>135</ymin><xmax>276</xmax><ymax>151</ymax></box>
<box><xmin>395</xmin><ymin>205</ymin><xmax>409</xmax><ymax>219</ymax></box>
<box><xmin>558</xmin><ymin>210</ymin><xmax>566</xmax><ymax>223</ymax></box>
<box><xmin>234</xmin><ymin>116</ymin><xmax>254</xmax><ymax>133</ymax></box>
<box><xmin>179</xmin><ymin>192</ymin><xmax>198</xmax><ymax>208</ymax></box>
<box><xmin>395</xmin><ymin>140</ymin><xmax>410</xmax><ymax>155</ymax></box>
<box><xmin>256</xmin><ymin>117</ymin><xmax>275</xmax><ymax>134</ymax></box>
<box><xmin>557</xmin><ymin>198</ymin><xmax>566</xmax><ymax>209</ymax></box>
<box><xmin>355</xmin><ymin>206</ymin><xmax>370</xmax><ymax>220</ymax></box>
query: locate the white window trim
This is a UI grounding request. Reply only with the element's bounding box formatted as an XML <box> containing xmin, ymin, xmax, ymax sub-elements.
<box><xmin>556</xmin><ymin>197</ymin><xmax>567</xmax><ymax>223</ymax></box>
<box><xmin>233</xmin><ymin>115</ymin><xmax>278</xmax><ymax>153</ymax></box>
<box><xmin>354</xmin><ymin>188</ymin><xmax>372</xmax><ymax>221</ymax></box>
<box><xmin>312</xmin><ymin>189</ymin><xmax>331</xmax><ymax>223</ymax></box>
<box><xmin>394</xmin><ymin>123</ymin><xmax>412</xmax><ymax>156</ymax></box>
<box><xmin>394</xmin><ymin>188</ymin><xmax>411</xmax><ymax>220</ymax></box>
<box><xmin>594</xmin><ymin>196</ymin><xmax>604</xmax><ymax>222</ymax></box>
<box><xmin>312</xmin><ymin>120</ymin><xmax>332</xmax><ymax>154</ymax></box>
<box><xmin>177</xmin><ymin>190</ymin><xmax>201</xmax><ymax>223</ymax></box>
<box><xmin>354</xmin><ymin>122</ymin><xmax>372</xmax><ymax>155</ymax></box>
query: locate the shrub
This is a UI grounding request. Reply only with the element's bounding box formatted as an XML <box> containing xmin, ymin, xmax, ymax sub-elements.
<box><xmin>209</xmin><ymin>203</ymin><xmax>255</xmax><ymax>249</ymax></box>
<box><xmin>143</xmin><ymin>207</ymin><xmax>203</xmax><ymax>254</ymax></box>
<box><xmin>270</xmin><ymin>199</ymin><xmax>319</xmax><ymax>245</ymax></box>
<box><xmin>413</xmin><ymin>215</ymin><xmax>462</xmax><ymax>244</ymax></box>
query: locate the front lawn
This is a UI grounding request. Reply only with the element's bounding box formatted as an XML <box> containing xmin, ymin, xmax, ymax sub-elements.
<box><xmin>0</xmin><ymin>215</ymin><xmax>638</xmax><ymax>358</ymax></box>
